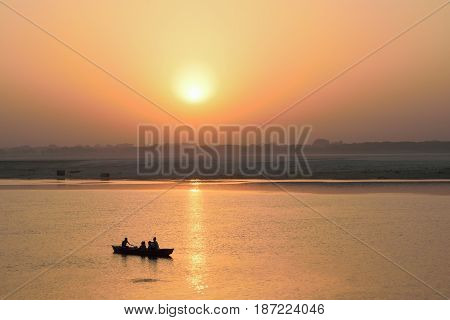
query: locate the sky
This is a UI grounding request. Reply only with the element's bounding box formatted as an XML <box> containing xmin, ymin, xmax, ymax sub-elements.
<box><xmin>0</xmin><ymin>0</ymin><xmax>449</xmax><ymax>147</ymax></box>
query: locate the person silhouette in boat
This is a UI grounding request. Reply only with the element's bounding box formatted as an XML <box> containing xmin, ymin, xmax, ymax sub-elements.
<box><xmin>152</xmin><ymin>237</ymin><xmax>160</xmax><ymax>250</ymax></box>
<box><xmin>139</xmin><ymin>241</ymin><xmax>146</xmax><ymax>251</ymax></box>
<box><xmin>121</xmin><ymin>237</ymin><xmax>131</xmax><ymax>248</ymax></box>
<box><xmin>148</xmin><ymin>237</ymin><xmax>160</xmax><ymax>253</ymax></box>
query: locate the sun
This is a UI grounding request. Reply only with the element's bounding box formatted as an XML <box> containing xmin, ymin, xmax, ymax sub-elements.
<box><xmin>184</xmin><ymin>85</ymin><xmax>206</xmax><ymax>103</ymax></box>
<box><xmin>174</xmin><ymin>65</ymin><xmax>214</xmax><ymax>104</ymax></box>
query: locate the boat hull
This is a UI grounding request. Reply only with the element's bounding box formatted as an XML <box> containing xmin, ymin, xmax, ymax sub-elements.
<box><xmin>112</xmin><ymin>245</ymin><xmax>174</xmax><ymax>258</ymax></box>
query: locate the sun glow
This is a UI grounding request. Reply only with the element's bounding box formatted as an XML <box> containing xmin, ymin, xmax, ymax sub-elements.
<box><xmin>174</xmin><ymin>65</ymin><xmax>214</xmax><ymax>104</ymax></box>
<box><xmin>184</xmin><ymin>85</ymin><xmax>206</xmax><ymax>103</ymax></box>
<box><xmin>190</xmin><ymin>179</ymin><xmax>201</xmax><ymax>193</ymax></box>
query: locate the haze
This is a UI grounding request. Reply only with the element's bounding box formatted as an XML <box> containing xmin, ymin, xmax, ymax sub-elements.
<box><xmin>0</xmin><ymin>0</ymin><xmax>449</xmax><ymax>147</ymax></box>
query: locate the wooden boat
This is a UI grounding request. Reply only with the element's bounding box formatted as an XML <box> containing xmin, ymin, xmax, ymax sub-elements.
<box><xmin>112</xmin><ymin>245</ymin><xmax>174</xmax><ymax>258</ymax></box>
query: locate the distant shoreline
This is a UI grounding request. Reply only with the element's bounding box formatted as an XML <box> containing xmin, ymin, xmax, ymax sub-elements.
<box><xmin>2</xmin><ymin>141</ymin><xmax>450</xmax><ymax>160</ymax></box>
<box><xmin>1</xmin><ymin>153</ymin><xmax>449</xmax><ymax>180</ymax></box>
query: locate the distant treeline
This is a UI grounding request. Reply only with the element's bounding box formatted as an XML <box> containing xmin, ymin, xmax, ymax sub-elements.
<box><xmin>0</xmin><ymin>141</ymin><xmax>449</xmax><ymax>160</ymax></box>
<box><xmin>306</xmin><ymin>140</ymin><xmax>450</xmax><ymax>154</ymax></box>
<box><xmin>0</xmin><ymin>144</ymin><xmax>137</xmax><ymax>160</ymax></box>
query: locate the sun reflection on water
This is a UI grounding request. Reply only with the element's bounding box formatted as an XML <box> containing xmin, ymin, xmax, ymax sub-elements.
<box><xmin>187</xmin><ymin>181</ymin><xmax>207</xmax><ymax>293</ymax></box>
<box><xmin>189</xmin><ymin>179</ymin><xmax>201</xmax><ymax>193</ymax></box>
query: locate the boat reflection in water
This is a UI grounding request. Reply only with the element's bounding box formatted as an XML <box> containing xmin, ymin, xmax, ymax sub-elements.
<box><xmin>187</xmin><ymin>182</ymin><xmax>207</xmax><ymax>293</ymax></box>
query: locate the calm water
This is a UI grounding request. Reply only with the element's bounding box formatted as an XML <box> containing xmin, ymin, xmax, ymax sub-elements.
<box><xmin>0</xmin><ymin>180</ymin><xmax>449</xmax><ymax>299</ymax></box>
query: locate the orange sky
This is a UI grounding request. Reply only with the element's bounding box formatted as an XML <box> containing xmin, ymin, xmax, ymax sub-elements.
<box><xmin>0</xmin><ymin>0</ymin><xmax>449</xmax><ymax>146</ymax></box>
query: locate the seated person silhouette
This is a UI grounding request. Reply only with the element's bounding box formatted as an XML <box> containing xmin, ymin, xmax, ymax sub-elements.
<box><xmin>121</xmin><ymin>237</ymin><xmax>131</xmax><ymax>248</ymax></box>
<box><xmin>151</xmin><ymin>237</ymin><xmax>160</xmax><ymax>250</ymax></box>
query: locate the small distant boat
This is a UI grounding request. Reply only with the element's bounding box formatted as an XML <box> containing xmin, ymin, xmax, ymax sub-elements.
<box><xmin>112</xmin><ymin>245</ymin><xmax>174</xmax><ymax>258</ymax></box>
<box><xmin>56</xmin><ymin>170</ymin><xmax>66</xmax><ymax>180</ymax></box>
<box><xmin>100</xmin><ymin>173</ymin><xmax>110</xmax><ymax>181</ymax></box>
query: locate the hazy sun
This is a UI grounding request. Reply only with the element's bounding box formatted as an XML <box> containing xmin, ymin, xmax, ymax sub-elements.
<box><xmin>184</xmin><ymin>85</ymin><xmax>206</xmax><ymax>103</ymax></box>
<box><xmin>174</xmin><ymin>65</ymin><xmax>213</xmax><ymax>104</ymax></box>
